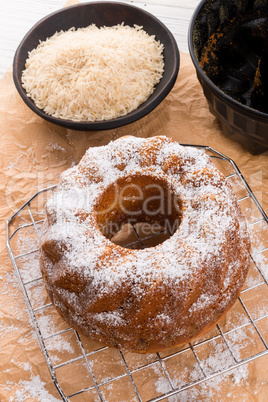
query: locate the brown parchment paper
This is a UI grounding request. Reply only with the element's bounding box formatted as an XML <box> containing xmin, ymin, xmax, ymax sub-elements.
<box><xmin>0</xmin><ymin>22</ymin><xmax>268</xmax><ymax>401</ymax></box>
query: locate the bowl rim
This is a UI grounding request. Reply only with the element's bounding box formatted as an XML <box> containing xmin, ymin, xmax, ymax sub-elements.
<box><xmin>188</xmin><ymin>0</ymin><xmax>268</xmax><ymax>121</ymax></box>
<box><xmin>13</xmin><ymin>1</ymin><xmax>180</xmax><ymax>131</ymax></box>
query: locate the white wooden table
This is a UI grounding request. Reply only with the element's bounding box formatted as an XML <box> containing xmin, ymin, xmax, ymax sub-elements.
<box><xmin>0</xmin><ymin>0</ymin><xmax>200</xmax><ymax>79</ymax></box>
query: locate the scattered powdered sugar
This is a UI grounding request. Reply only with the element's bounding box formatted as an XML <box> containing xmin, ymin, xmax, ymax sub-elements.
<box><xmin>155</xmin><ymin>375</ymin><xmax>173</xmax><ymax>395</ymax></box>
<box><xmin>153</xmin><ymin>334</ymin><xmax>251</xmax><ymax>399</ymax></box>
<box><xmin>0</xmin><ymin>270</ymin><xmax>30</xmax><ymax>328</ymax></box>
<box><xmin>16</xmin><ymin>253</ymin><xmax>41</xmax><ymax>284</ymax></box>
<box><xmin>1</xmin><ymin>358</ymin><xmax>60</xmax><ymax>402</ymax></box>
<box><xmin>199</xmin><ymin>339</ymin><xmax>235</xmax><ymax>376</ymax></box>
<box><xmin>7</xmin><ymin>375</ymin><xmax>60</xmax><ymax>402</ymax></box>
<box><xmin>45</xmin><ymin>336</ymin><xmax>75</xmax><ymax>365</ymax></box>
<box><xmin>166</xmin><ymin>364</ymin><xmax>249</xmax><ymax>401</ymax></box>
<box><xmin>224</xmin><ymin>325</ymin><xmax>259</xmax><ymax>361</ymax></box>
<box><xmin>25</xmin><ymin>280</ymin><xmax>46</xmax><ymax>309</ymax></box>
<box><xmin>36</xmin><ymin>314</ymin><xmax>58</xmax><ymax>339</ymax></box>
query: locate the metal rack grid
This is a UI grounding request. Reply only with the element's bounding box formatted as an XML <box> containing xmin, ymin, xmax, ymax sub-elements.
<box><xmin>6</xmin><ymin>145</ymin><xmax>268</xmax><ymax>401</ymax></box>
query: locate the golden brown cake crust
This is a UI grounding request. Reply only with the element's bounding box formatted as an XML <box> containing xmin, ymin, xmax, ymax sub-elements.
<box><xmin>40</xmin><ymin>136</ymin><xmax>250</xmax><ymax>353</ymax></box>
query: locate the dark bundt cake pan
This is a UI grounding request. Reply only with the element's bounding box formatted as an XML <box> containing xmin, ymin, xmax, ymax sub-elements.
<box><xmin>188</xmin><ymin>0</ymin><xmax>268</xmax><ymax>154</ymax></box>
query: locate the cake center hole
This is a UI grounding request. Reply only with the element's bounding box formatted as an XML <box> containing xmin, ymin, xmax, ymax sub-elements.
<box><xmin>95</xmin><ymin>174</ymin><xmax>182</xmax><ymax>249</ymax></box>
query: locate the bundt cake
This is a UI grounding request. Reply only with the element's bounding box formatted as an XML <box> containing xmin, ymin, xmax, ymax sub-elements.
<box><xmin>40</xmin><ymin>136</ymin><xmax>250</xmax><ymax>353</ymax></box>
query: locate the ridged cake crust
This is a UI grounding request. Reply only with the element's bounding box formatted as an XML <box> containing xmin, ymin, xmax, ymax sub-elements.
<box><xmin>40</xmin><ymin>136</ymin><xmax>250</xmax><ymax>353</ymax></box>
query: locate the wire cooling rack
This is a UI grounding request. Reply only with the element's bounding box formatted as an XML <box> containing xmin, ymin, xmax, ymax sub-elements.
<box><xmin>6</xmin><ymin>145</ymin><xmax>268</xmax><ymax>401</ymax></box>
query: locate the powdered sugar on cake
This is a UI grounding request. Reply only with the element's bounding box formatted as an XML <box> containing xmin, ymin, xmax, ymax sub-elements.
<box><xmin>40</xmin><ymin>136</ymin><xmax>250</xmax><ymax>352</ymax></box>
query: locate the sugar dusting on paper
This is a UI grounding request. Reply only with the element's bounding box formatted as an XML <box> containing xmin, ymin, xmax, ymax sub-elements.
<box><xmin>3</xmin><ymin>139</ymin><xmax>266</xmax><ymax>400</ymax></box>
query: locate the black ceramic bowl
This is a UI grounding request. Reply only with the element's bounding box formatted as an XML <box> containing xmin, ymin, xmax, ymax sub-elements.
<box><xmin>13</xmin><ymin>1</ymin><xmax>180</xmax><ymax>131</ymax></box>
<box><xmin>188</xmin><ymin>0</ymin><xmax>268</xmax><ymax>154</ymax></box>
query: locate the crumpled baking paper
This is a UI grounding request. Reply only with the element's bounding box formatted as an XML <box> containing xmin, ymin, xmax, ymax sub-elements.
<box><xmin>0</xmin><ymin>7</ymin><xmax>267</xmax><ymax>399</ymax></box>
